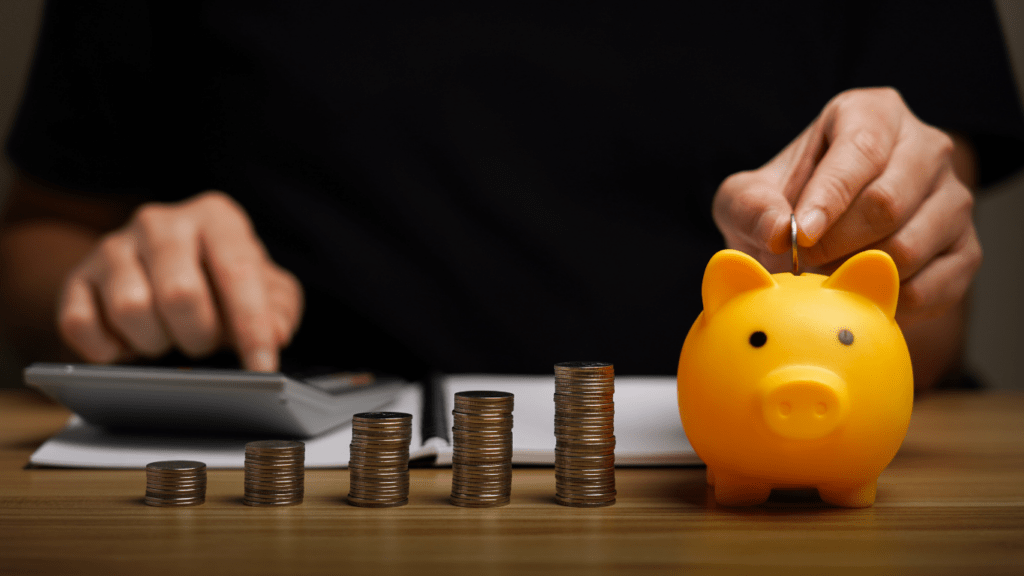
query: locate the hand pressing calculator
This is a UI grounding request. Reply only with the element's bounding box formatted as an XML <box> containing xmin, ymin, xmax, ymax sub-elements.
<box><xmin>24</xmin><ymin>363</ymin><xmax>407</xmax><ymax>438</ymax></box>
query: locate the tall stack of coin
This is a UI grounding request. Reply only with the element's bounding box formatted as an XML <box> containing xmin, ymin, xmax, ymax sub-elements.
<box><xmin>144</xmin><ymin>460</ymin><xmax>206</xmax><ymax>507</ymax></box>
<box><xmin>450</xmin><ymin>391</ymin><xmax>515</xmax><ymax>507</ymax></box>
<box><xmin>348</xmin><ymin>412</ymin><xmax>412</xmax><ymax>508</ymax></box>
<box><xmin>554</xmin><ymin>361</ymin><xmax>616</xmax><ymax>507</ymax></box>
<box><xmin>243</xmin><ymin>440</ymin><xmax>305</xmax><ymax>506</ymax></box>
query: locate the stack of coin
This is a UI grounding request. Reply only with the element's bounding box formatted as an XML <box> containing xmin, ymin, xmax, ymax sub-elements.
<box><xmin>243</xmin><ymin>440</ymin><xmax>305</xmax><ymax>506</ymax></box>
<box><xmin>554</xmin><ymin>361</ymin><xmax>616</xmax><ymax>507</ymax></box>
<box><xmin>348</xmin><ymin>412</ymin><xmax>412</xmax><ymax>508</ymax></box>
<box><xmin>450</xmin><ymin>391</ymin><xmax>515</xmax><ymax>507</ymax></box>
<box><xmin>144</xmin><ymin>460</ymin><xmax>206</xmax><ymax>507</ymax></box>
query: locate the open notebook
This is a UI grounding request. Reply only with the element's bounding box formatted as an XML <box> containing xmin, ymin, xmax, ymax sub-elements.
<box><xmin>28</xmin><ymin>375</ymin><xmax>699</xmax><ymax>468</ymax></box>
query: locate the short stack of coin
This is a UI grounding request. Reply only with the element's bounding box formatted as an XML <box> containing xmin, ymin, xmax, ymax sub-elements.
<box><xmin>243</xmin><ymin>440</ymin><xmax>305</xmax><ymax>506</ymax></box>
<box><xmin>554</xmin><ymin>361</ymin><xmax>616</xmax><ymax>507</ymax></box>
<box><xmin>348</xmin><ymin>412</ymin><xmax>412</xmax><ymax>508</ymax></box>
<box><xmin>450</xmin><ymin>391</ymin><xmax>515</xmax><ymax>507</ymax></box>
<box><xmin>144</xmin><ymin>460</ymin><xmax>206</xmax><ymax>507</ymax></box>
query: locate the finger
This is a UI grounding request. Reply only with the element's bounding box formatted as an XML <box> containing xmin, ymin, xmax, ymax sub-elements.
<box><xmin>713</xmin><ymin>171</ymin><xmax>797</xmax><ymax>258</ymax></box>
<box><xmin>895</xmin><ymin>226</ymin><xmax>981</xmax><ymax>323</ymax></box>
<box><xmin>801</xmin><ymin>125</ymin><xmax>952</xmax><ymax>267</ymax></box>
<box><xmin>199</xmin><ymin>202</ymin><xmax>279</xmax><ymax>372</ymax></box>
<box><xmin>795</xmin><ymin>97</ymin><xmax>901</xmax><ymax>245</ymax></box>
<box><xmin>93</xmin><ymin>237</ymin><xmax>172</xmax><ymax>357</ymax></box>
<box><xmin>57</xmin><ymin>275</ymin><xmax>127</xmax><ymax>363</ymax></box>
<box><xmin>266</xmin><ymin>267</ymin><xmax>304</xmax><ymax>343</ymax></box>
<box><xmin>132</xmin><ymin>209</ymin><xmax>223</xmax><ymax>357</ymax></box>
<box><xmin>873</xmin><ymin>172</ymin><xmax>973</xmax><ymax>281</ymax></box>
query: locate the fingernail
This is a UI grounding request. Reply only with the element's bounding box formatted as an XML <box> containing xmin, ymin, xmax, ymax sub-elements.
<box><xmin>247</xmin><ymin>348</ymin><xmax>277</xmax><ymax>372</ymax></box>
<box><xmin>798</xmin><ymin>208</ymin><xmax>827</xmax><ymax>244</ymax></box>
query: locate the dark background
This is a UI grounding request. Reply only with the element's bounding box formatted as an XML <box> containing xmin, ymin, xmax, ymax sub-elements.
<box><xmin>2</xmin><ymin>0</ymin><xmax>1022</xmax><ymax>388</ymax></box>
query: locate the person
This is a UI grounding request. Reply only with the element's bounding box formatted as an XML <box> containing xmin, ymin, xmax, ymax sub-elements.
<box><xmin>2</xmin><ymin>1</ymin><xmax>1023</xmax><ymax>390</ymax></box>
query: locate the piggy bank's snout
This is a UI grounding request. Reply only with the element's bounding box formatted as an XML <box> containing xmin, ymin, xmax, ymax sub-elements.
<box><xmin>760</xmin><ymin>367</ymin><xmax>848</xmax><ymax>441</ymax></box>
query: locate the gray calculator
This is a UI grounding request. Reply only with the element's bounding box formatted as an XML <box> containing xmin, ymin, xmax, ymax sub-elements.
<box><xmin>24</xmin><ymin>363</ymin><xmax>406</xmax><ymax>437</ymax></box>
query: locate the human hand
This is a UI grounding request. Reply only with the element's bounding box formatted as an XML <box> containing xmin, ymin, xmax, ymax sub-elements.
<box><xmin>57</xmin><ymin>191</ymin><xmax>303</xmax><ymax>371</ymax></box>
<box><xmin>712</xmin><ymin>87</ymin><xmax>980</xmax><ymax>324</ymax></box>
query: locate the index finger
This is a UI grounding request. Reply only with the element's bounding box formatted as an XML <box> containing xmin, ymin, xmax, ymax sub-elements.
<box><xmin>794</xmin><ymin>96</ymin><xmax>900</xmax><ymax>246</ymax></box>
<box><xmin>197</xmin><ymin>204</ymin><xmax>279</xmax><ymax>372</ymax></box>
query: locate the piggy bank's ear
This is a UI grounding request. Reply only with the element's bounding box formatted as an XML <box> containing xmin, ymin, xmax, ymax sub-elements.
<box><xmin>822</xmin><ymin>250</ymin><xmax>899</xmax><ymax>318</ymax></box>
<box><xmin>702</xmin><ymin>249</ymin><xmax>777</xmax><ymax>317</ymax></box>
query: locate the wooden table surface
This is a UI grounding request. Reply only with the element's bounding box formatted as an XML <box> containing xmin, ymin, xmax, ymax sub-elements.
<box><xmin>1</xmin><ymin>388</ymin><xmax>1022</xmax><ymax>576</ymax></box>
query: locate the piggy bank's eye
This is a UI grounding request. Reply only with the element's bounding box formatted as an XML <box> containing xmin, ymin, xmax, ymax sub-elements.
<box><xmin>838</xmin><ymin>328</ymin><xmax>854</xmax><ymax>346</ymax></box>
<box><xmin>749</xmin><ymin>331</ymin><xmax>767</xmax><ymax>347</ymax></box>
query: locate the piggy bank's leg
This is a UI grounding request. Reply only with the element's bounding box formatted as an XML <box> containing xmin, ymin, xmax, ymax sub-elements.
<box><xmin>818</xmin><ymin>479</ymin><xmax>877</xmax><ymax>508</ymax></box>
<box><xmin>711</xmin><ymin>472</ymin><xmax>771</xmax><ymax>507</ymax></box>
<box><xmin>706</xmin><ymin>467</ymin><xmax>716</xmax><ymax>487</ymax></box>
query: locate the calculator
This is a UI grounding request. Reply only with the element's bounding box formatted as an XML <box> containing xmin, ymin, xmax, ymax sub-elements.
<box><xmin>24</xmin><ymin>363</ymin><xmax>407</xmax><ymax>437</ymax></box>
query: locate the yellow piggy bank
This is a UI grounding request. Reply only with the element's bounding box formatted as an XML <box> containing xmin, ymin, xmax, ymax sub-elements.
<box><xmin>677</xmin><ymin>249</ymin><xmax>913</xmax><ymax>507</ymax></box>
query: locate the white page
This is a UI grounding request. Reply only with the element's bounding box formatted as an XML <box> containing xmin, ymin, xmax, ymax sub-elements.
<box><xmin>29</xmin><ymin>384</ymin><xmax>428</xmax><ymax>469</ymax></box>
<box><xmin>434</xmin><ymin>375</ymin><xmax>699</xmax><ymax>466</ymax></box>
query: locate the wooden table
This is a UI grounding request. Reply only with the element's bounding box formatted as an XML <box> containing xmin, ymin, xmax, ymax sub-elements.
<box><xmin>1</xmin><ymin>389</ymin><xmax>1022</xmax><ymax>575</ymax></box>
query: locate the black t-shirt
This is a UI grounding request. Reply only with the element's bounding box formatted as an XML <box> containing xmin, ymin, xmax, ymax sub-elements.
<box><xmin>8</xmin><ymin>1</ymin><xmax>1024</xmax><ymax>377</ymax></box>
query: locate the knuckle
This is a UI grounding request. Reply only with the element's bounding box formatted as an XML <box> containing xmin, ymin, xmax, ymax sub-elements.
<box><xmin>875</xmin><ymin>86</ymin><xmax>904</xmax><ymax>107</ymax></box>
<box><xmin>898</xmin><ymin>281</ymin><xmax>926</xmax><ymax>313</ymax></box>
<box><xmin>108</xmin><ymin>285</ymin><xmax>153</xmax><ymax>321</ymax></box>
<box><xmin>57</xmin><ymin>306</ymin><xmax>91</xmax><ymax>341</ymax></box>
<box><xmin>132</xmin><ymin>202</ymin><xmax>169</xmax><ymax>231</ymax></box>
<box><xmin>887</xmin><ymin>235</ymin><xmax>920</xmax><ymax>274</ymax></box>
<box><xmin>860</xmin><ymin>181</ymin><xmax>902</xmax><ymax>235</ymax></box>
<box><xmin>717</xmin><ymin>170</ymin><xmax>754</xmax><ymax>195</ymax></box>
<box><xmin>196</xmin><ymin>190</ymin><xmax>243</xmax><ymax>217</ymax></box>
<box><xmin>157</xmin><ymin>273</ymin><xmax>206</xmax><ymax>311</ymax></box>
<box><xmin>815</xmin><ymin>172</ymin><xmax>856</xmax><ymax>207</ymax></box>
<box><xmin>850</xmin><ymin>128</ymin><xmax>889</xmax><ymax>173</ymax></box>
<box><xmin>930</xmin><ymin>127</ymin><xmax>955</xmax><ymax>159</ymax></box>
<box><xmin>969</xmin><ymin>239</ymin><xmax>983</xmax><ymax>276</ymax></box>
<box><xmin>218</xmin><ymin>258</ymin><xmax>260</xmax><ymax>288</ymax></box>
<box><xmin>961</xmin><ymin>188</ymin><xmax>975</xmax><ymax>214</ymax></box>
<box><xmin>97</xmin><ymin>234</ymin><xmax>129</xmax><ymax>262</ymax></box>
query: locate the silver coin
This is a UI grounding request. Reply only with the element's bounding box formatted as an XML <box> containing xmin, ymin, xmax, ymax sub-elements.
<box><xmin>554</xmin><ymin>361</ymin><xmax>613</xmax><ymax>369</ymax></box>
<box><xmin>243</xmin><ymin>498</ymin><xmax>302</xmax><ymax>507</ymax></box>
<box><xmin>347</xmin><ymin>485</ymin><xmax>409</xmax><ymax>495</ymax></box>
<box><xmin>452</xmin><ymin>432</ymin><xmax>511</xmax><ymax>438</ymax></box>
<box><xmin>452</xmin><ymin>487</ymin><xmax>511</xmax><ymax>497</ymax></box>
<box><xmin>347</xmin><ymin>453</ymin><xmax>410</xmax><ymax>463</ymax></box>
<box><xmin>146</xmin><ymin>460</ymin><xmax>206</xmax><ymax>472</ymax></box>
<box><xmin>246</xmin><ymin>439</ymin><xmax>305</xmax><ymax>450</ymax></box>
<box><xmin>244</xmin><ymin>449</ymin><xmax>306</xmax><ymax>458</ymax></box>
<box><xmin>556</xmin><ymin>481</ymin><xmax>617</xmax><ymax>492</ymax></box>
<box><xmin>452</xmin><ymin>466</ymin><xmax>511</xmax><ymax>476</ymax></box>
<box><xmin>245</xmin><ymin>475</ymin><xmax>305</xmax><ymax>484</ymax></box>
<box><xmin>353</xmin><ymin>411</ymin><xmax>412</xmax><ymax>421</ymax></box>
<box><xmin>791</xmin><ymin>213</ymin><xmax>801</xmax><ymax>276</ymax></box>
<box><xmin>244</xmin><ymin>460</ymin><xmax>304</xmax><ymax>469</ymax></box>
<box><xmin>554</xmin><ymin>497</ymin><xmax>615</xmax><ymax>508</ymax></box>
<box><xmin>145</xmin><ymin>468</ymin><xmax>207</xmax><ymax>477</ymax></box>
<box><xmin>145</xmin><ymin>476</ymin><xmax>207</xmax><ymax>486</ymax></box>
<box><xmin>346</xmin><ymin>462</ymin><xmax>409</xmax><ymax>471</ymax></box>
<box><xmin>455</xmin><ymin>390</ymin><xmax>514</xmax><ymax>399</ymax></box>
<box><xmin>346</xmin><ymin>497</ymin><xmax>408</xmax><ymax>508</ymax></box>
<box><xmin>244</xmin><ymin>466</ymin><xmax>304</xmax><ymax>474</ymax></box>
<box><xmin>347</xmin><ymin>446</ymin><xmax>410</xmax><ymax>455</ymax></box>
<box><xmin>144</xmin><ymin>497</ymin><xmax>204</xmax><ymax>507</ymax></box>
<box><xmin>449</xmin><ymin>499</ymin><xmax>510</xmax><ymax>508</ymax></box>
